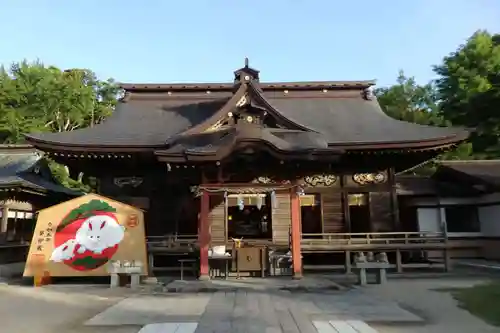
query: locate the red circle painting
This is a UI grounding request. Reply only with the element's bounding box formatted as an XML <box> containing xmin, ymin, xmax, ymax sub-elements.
<box><xmin>49</xmin><ymin>200</ymin><xmax>125</xmax><ymax>271</ymax></box>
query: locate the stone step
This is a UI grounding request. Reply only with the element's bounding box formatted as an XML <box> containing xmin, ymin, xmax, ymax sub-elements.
<box><xmin>313</xmin><ymin>320</ymin><xmax>378</xmax><ymax>333</ymax></box>
<box><xmin>138</xmin><ymin>322</ymin><xmax>198</xmax><ymax>333</ymax></box>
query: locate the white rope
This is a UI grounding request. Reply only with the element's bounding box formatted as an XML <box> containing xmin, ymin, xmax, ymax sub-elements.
<box><xmin>396</xmin><ymin>157</ymin><xmax>438</xmax><ymax>176</ymax></box>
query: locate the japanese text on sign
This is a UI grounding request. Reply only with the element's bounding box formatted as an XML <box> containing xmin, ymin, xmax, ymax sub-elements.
<box><xmin>35</xmin><ymin>222</ymin><xmax>53</xmax><ymax>252</ymax></box>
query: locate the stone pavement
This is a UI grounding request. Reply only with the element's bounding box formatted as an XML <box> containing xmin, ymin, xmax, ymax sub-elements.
<box><xmin>313</xmin><ymin>320</ymin><xmax>379</xmax><ymax>333</ymax></box>
<box><xmin>5</xmin><ymin>275</ymin><xmax>497</xmax><ymax>332</ymax></box>
<box><xmin>138</xmin><ymin>323</ymin><xmax>198</xmax><ymax>333</ymax></box>
<box><xmin>85</xmin><ymin>288</ymin><xmax>421</xmax><ymax>332</ymax></box>
<box><xmin>136</xmin><ymin>320</ymin><xmax>380</xmax><ymax>333</ymax></box>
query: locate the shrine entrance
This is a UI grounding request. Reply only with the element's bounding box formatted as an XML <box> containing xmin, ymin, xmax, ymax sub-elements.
<box><xmin>227</xmin><ymin>194</ymin><xmax>272</xmax><ymax>240</ymax></box>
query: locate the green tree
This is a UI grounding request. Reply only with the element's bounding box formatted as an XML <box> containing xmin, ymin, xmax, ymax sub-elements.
<box><xmin>376</xmin><ymin>71</ymin><xmax>473</xmax><ymax>172</ymax></box>
<box><xmin>375</xmin><ymin>70</ymin><xmax>445</xmax><ymax>126</ymax></box>
<box><xmin>434</xmin><ymin>30</ymin><xmax>500</xmax><ymax>158</ymax></box>
<box><xmin>0</xmin><ymin>60</ymin><xmax>121</xmax><ymax>191</ymax></box>
<box><xmin>0</xmin><ymin>60</ymin><xmax>121</xmax><ymax>142</ymax></box>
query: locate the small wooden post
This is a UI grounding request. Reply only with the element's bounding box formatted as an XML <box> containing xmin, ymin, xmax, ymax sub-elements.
<box><xmin>1</xmin><ymin>206</ymin><xmax>9</xmax><ymax>235</ymax></box>
<box><xmin>198</xmin><ymin>190</ymin><xmax>210</xmax><ymax>280</ymax></box>
<box><xmin>130</xmin><ymin>273</ymin><xmax>141</xmax><ymax>289</ymax></box>
<box><xmin>110</xmin><ymin>273</ymin><xmax>119</xmax><ymax>288</ymax></box>
<box><xmin>396</xmin><ymin>249</ymin><xmax>403</xmax><ymax>273</ymax></box>
<box><xmin>345</xmin><ymin>251</ymin><xmax>352</xmax><ymax>274</ymax></box>
<box><xmin>377</xmin><ymin>268</ymin><xmax>387</xmax><ymax>284</ymax></box>
<box><xmin>290</xmin><ymin>188</ymin><xmax>303</xmax><ymax>279</ymax></box>
<box><xmin>34</xmin><ymin>270</ymin><xmax>51</xmax><ymax>287</ymax></box>
<box><xmin>444</xmin><ymin>248</ymin><xmax>451</xmax><ymax>272</ymax></box>
<box><xmin>359</xmin><ymin>268</ymin><xmax>367</xmax><ymax>286</ymax></box>
<box><xmin>388</xmin><ymin>168</ymin><xmax>400</xmax><ymax>231</ymax></box>
<box><xmin>440</xmin><ymin>206</ymin><xmax>451</xmax><ymax>272</ymax></box>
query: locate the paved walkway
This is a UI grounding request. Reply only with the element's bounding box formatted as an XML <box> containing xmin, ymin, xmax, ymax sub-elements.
<box><xmin>3</xmin><ymin>275</ymin><xmax>499</xmax><ymax>332</ymax></box>
<box><xmin>85</xmin><ymin>289</ymin><xmax>420</xmax><ymax>332</ymax></box>
<box><xmin>137</xmin><ymin>320</ymin><xmax>380</xmax><ymax>333</ymax></box>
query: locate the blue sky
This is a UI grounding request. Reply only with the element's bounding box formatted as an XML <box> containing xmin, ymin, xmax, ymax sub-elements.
<box><xmin>1</xmin><ymin>0</ymin><xmax>499</xmax><ymax>87</ymax></box>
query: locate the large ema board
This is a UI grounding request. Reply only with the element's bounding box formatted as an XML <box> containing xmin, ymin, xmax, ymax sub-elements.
<box><xmin>23</xmin><ymin>194</ymin><xmax>148</xmax><ymax>277</ymax></box>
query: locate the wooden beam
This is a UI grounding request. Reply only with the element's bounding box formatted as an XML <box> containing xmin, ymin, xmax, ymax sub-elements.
<box><xmin>340</xmin><ymin>176</ymin><xmax>351</xmax><ymax>233</ymax></box>
<box><xmin>388</xmin><ymin>167</ymin><xmax>400</xmax><ymax>231</ymax></box>
<box><xmin>198</xmin><ymin>190</ymin><xmax>210</xmax><ymax>280</ymax></box>
<box><xmin>1</xmin><ymin>206</ymin><xmax>8</xmax><ymax>236</ymax></box>
<box><xmin>290</xmin><ymin>188</ymin><xmax>303</xmax><ymax>279</ymax></box>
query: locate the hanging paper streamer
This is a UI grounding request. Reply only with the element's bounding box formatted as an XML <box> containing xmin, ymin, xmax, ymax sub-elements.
<box><xmin>271</xmin><ymin>191</ymin><xmax>278</xmax><ymax>209</ymax></box>
<box><xmin>256</xmin><ymin>195</ymin><xmax>263</xmax><ymax>210</ymax></box>
<box><xmin>237</xmin><ymin>195</ymin><xmax>244</xmax><ymax>211</ymax></box>
<box><xmin>297</xmin><ymin>186</ymin><xmax>305</xmax><ymax>196</ymax></box>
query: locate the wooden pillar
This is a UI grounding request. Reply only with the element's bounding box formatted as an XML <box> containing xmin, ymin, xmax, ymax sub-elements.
<box><xmin>341</xmin><ymin>176</ymin><xmax>352</xmax><ymax>273</ymax></box>
<box><xmin>290</xmin><ymin>188</ymin><xmax>303</xmax><ymax>279</ymax></box>
<box><xmin>1</xmin><ymin>206</ymin><xmax>9</xmax><ymax>243</ymax></box>
<box><xmin>198</xmin><ymin>190</ymin><xmax>210</xmax><ymax>280</ymax></box>
<box><xmin>1</xmin><ymin>206</ymin><xmax>8</xmax><ymax>232</ymax></box>
<box><xmin>439</xmin><ymin>204</ymin><xmax>451</xmax><ymax>272</ymax></box>
<box><xmin>388</xmin><ymin>168</ymin><xmax>400</xmax><ymax>231</ymax></box>
<box><xmin>341</xmin><ymin>176</ymin><xmax>351</xmax><ymax>232</ymax></box>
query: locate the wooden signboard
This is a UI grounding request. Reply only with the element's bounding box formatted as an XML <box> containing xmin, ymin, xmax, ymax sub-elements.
<box><xmin>23</xmin><ymin>193</ymin><xmax>147</xmax><ymax>277</ymax></box>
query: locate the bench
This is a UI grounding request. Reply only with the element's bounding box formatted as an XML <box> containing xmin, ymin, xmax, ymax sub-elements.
<box><xmin>107</xmin><ymin>260</ymin><xmax>143</xmax><ymax>290</ymax></box>
<box><xmin>353</xmin><ymin>252</ymin><xmax>390</xmax><ymax>286</ymax></box>
<box><xmin>178</xmin><ymin>258</ymin><xmax>198</xmax><ymax>280</ymax></box>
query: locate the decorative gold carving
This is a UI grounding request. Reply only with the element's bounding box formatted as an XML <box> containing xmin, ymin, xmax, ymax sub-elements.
<box><xmin>204</xmin><ymin>118</ymin><xmax>226</xmax><ymax>132</ymax></box>
<box><xmin>113</xmin><ymin>177</ymin><xmax>143</xmax><ymax>188</ymax></box>
<box><xmin>236</xmin><ymin>93</ymin><xmax>249</xmax><ymax>108</ymax></box>
<box><xmin>190</xmin><ymin>185</ymin><xmax>291</xmax><ymax>197</ymax></box>
<box><xmin>303</xmin><ymin>174</ymin><xmax>337</xmax><ymax>187</ymax></box>
<box><xmin>252</xmin><ymin>176</ymin><xmax>272</xmax><ymax>184</ymax></box>
<box><xmin>352</xmin><ymin>172</ymin><xmax>386</xmax><ymax>185</ymax></box>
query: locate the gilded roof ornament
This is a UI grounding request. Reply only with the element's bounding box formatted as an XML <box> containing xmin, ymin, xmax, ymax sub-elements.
<box><xmin>352</xmin><ymin>172</ymin><xmax>386</xmax><ymax>185</ymax></box>
<box><xmin>236</xmin><ymin>94</ymin><xmax>249</xmax><ymax>108</ymax></box>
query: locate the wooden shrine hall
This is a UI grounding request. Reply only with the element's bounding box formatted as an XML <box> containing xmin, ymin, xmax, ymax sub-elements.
<box><xmin>25</xmin><ymin>59</ymin><xmax>469</xmax><ymax>279</ymax></box>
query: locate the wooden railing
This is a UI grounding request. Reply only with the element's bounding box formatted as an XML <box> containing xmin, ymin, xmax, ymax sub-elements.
<box><xmin>147</xmin><ymin>234</ymin><xmax>198</xmax><ymax>252</ymax></box>
<box><xmin>0</xmin><ymin>242</ymin><xmax>30</xmax><ymax>264</ymax></box>
<box><xmin>223</xmin><ymin>238</ymin><xmax>275</xmax><ymax>248</ymax></box>
<box><xmin>146</xmin><ymin>232</ymin><xmax>448</xmax><ymax>252</ymax></box>
<box><xmin>300</xmin><ymin>232</ymin><xmax>446</xmax><ymax>251</ymax></box>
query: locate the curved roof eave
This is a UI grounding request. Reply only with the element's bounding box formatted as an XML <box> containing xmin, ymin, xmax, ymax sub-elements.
<box><xmin>155</xmin><ymin>129</ymin><xmax>344</xmax><ymax>163</ymax></box>
<box><xmin>178</xmin><ymin>83</ymin><xmax>248</xmax><ymax>136</ymax></box>
<box><xmin>332</xmin><ymin>130</ymin><xmax>470</xmax><ymax>150</ymax></box>
<box><xmin>175</xmin><ymin>80</ymin><xmax>322</xmax><ymax>137</ymax></box>
<box><xmin>23</xmin><ymin>135</ymin><xmax>163</xmax><ymax>153</ymax></box>
<box><xmin>247</xmin><ymin>81</ymin><xmax>318</xmax><ymax>133</ymax></box>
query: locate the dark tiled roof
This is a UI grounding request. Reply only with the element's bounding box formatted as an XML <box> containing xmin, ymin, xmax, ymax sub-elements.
<box><xmin>155</xmin><ymin>125</ymin><xmax>339</xmax><ymax>162</ymax></box>
<box><xmin>120</xmin><ymin>80</ymin><xmax>375</xmax><ymax>92</ymax></box>
<box><xmin>24</xmin><ymin>66</ymin><xmax>468</xmax><ymax>152</ymax></box>
<box><xmin>395</xmin><ymin>175</ymin><xmax>476</xmax><ymax>196</ymax></box>
<box><xmin>0</xmin><ymin>146</ymin><xmax>80</xmax><ymax>195</ymax></box>
<box><xmin>396</xmin><ymin>176</ymin><xmax>437</xmax><ymax>195</ymax></box>
<box><xmin>26</xmin><ymin>98</ymin><xmax>228</xmax><ymax>148</ymax></box>
<box><xmin>266</xmin><ymin>97</ymin><xmax>466</xmax><ymax>146</ymax></box>
<box><xmin>437</xmin><ymin>160</ymin><xmax>500</xmax><ymax>186</ymax></box>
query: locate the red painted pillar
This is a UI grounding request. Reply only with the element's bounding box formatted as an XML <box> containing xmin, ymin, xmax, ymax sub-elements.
<box><xmin>290</xmin><ymin>188</ymin><xmax>303</xmax><ymax>279</ymax></box>
<box><xmin>198</xmin><ymin>190</ymin><xmax>210</xmax><ymax>280</ymax></box>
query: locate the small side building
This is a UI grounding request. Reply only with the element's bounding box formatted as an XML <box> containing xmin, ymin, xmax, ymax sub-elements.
<box><xmin>0</xmin><ymin>145</ymin><xmax>81</xmax><ymax>264</ymax></box>
<box><xmin>398</xmin><ymin>160</ymin><xmax>500</xmax><ymax>261</ymax></box>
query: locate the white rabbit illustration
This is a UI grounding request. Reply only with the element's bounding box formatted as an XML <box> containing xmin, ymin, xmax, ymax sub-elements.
<box><xmin>75</xmin><ymin>215</ymin><xmax>125</xmax><ymax>255</ymax></box>
<box><xmin>50</xmin><ymin>239</ymin><xmax>78</xmax><ymax>262</ymax></box>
